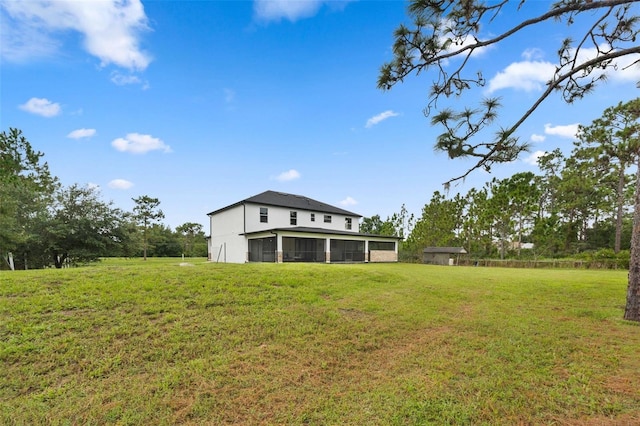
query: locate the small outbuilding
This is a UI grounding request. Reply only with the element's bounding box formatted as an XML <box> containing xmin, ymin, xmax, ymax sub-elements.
<box><xmin>422</xmin><ymin>247</ymin><xmax>467</xmax><ymax>266</ymax></box>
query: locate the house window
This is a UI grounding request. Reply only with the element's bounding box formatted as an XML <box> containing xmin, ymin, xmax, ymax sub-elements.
<box><xmin>311</xmin><ymin>213</ymin><xmax>315</xmax><ymax>222</ymax></box>
<box><xmin>290</xmin><ymin>211</ymin><xmax>297</xmax><ymax>225</ymax></box>
<box><xmin>324</xmin><ymin>215</ymin><xmax>332</xmax><ymax>223</ymax></box>
<box><xmin>345</xmin><ymin>218</ymin><xmax>352</xmax><ymax>230</ymax></box>
<box><xmin>260</xmin><ymin>207</ymin><xmax>268</xmax><ymax>223</ymax></box>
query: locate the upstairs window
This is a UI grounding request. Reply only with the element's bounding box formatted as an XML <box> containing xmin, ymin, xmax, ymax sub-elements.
<box><xmin>290</xmin><ymin>211</ymin><xmax>297</xmax><ymax>225</ymax></box>
<box><xmin>324</xmin><ymin>215</ymin><xmax>332</xmax><ymax>223</ymax></box>
<box><xmin>310</xmin><ymin>213</ymin><xmax>315</xmax><ymax>222</ymax></box>
<box><xmin>345</xmin><ymin>218</ymin><xmax>352</xmax><ymax>230</ymax></box>
<box><xmin>260</xmin><ymin>207</ymin><xmax>268</xmax><ymax>223</ymax></box>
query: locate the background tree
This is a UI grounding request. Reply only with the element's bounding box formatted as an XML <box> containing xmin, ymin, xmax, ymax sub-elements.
<box><xmin>485</xmin><ymin>178</ymin><xmax>513</xmax><ymax>260</ymax></box>
<box><xmin>574</xmin><ymin>99</ymin><xmax>640</xmax><ymax>253</ymax></box>
<box><xmin>359</xmin><ymin>214</ymin><xmax>401</xmax><ymax>237</ymax></box>
<box><xmin>389</xmin><ymin>204</ymin><xmax>414</xmax><ymax>240</ymax></box>
<box><xmin>505</xmin><ymin>172</ymin><xmax>540</xmax><ymax>257</ymax></box>
<box><xmin>41</xmin><ymin>185</ymin><xmax>133</xmax><ymax>268</ymax></box>
<box><xmin>406</xmin><ymin>191</ymin><xmax>465</xmax><ymax>257</ymax></box>
<box><xmin>0</xmin><ymin>128</ymin><xmax>58</xmax><ymax>268</ymax></box>
<box><xmin>555</xmin><ymin>155</ymin><xmax>600</xmax><ymax>253</ymax></box>
<box><xmin>486</xmin><ymin>173</ymin><xmax>539</xmax><ymax>258</ymax></box>
<box><xmin>360</xmin><ymin>215</ymin><xmax>391</xmax><ymax>235</ymax></box>
<box><xmin>132</xmin><ymin>195</ymin><xmax>165</xmax><ymax>261</ymax></box>
<box><xmin>175</xmin><ymin>222</ymin><xmax>204</xmax><ymax>257</ymax></box>
<box><xmin>567</xmin><ymin>142</ymin><xmax>617</xmax><ymax>250</ymax></box>
<box><xmin>144</xmin><ymin>224</ymin><xmax>181</xmax><ymax>257</ymax></box>
<box><xmin>531</xmin><ymin>149</ymin><xmax>566</xmax><ymax>257</ymax></box>
<box><xmin>462</xmin><ymin>187</ymin><xmax>493</xmax><ymax>257</ymax></box>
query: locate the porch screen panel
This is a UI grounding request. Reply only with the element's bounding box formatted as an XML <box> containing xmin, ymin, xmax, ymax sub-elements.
<box><xmin>283</xmin><ymin>237</ymin><xmax>325</xmax><ymax>262</ymax></box>
<box><xmin>248</xmin><ymin>237</ymin><xmax>276</xmax><ymax>262</ymax></box>
<box><xmin>330</xmin><ymin>240</ymin><xmax>365</xmax><ymax>262</ymax></box>
<box><xmin>369</xmin><ymin>241</ymin><xmax>395</xmax><ymax>251</ymax></box>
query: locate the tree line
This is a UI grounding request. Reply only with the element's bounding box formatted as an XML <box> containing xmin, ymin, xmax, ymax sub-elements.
<box><xmin>375</xmin><ymin>0</ymin><xmax>640</xmax><ymax>322</ymax></box>
<box><xmin>0</xmin><ymin>128</ymin><xmax>206</xmax><ymax>269</ymax></box>
<box><xmin>362</xmin><ymin>99</ymin><xmax>640</xmax><ymax>266</ymax></box>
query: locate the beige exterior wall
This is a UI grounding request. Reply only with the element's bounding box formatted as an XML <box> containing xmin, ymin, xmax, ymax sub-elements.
<box><xmin>369</xmin><ymin>250</ymin><xmax>398</xmax><ymax>263</ymax></box>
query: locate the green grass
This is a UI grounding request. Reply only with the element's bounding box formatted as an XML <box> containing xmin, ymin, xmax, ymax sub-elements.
<box><xmin>1</xmin><ymin>259</ymin><xmax>639</xmax><ymax>425</ymax></box>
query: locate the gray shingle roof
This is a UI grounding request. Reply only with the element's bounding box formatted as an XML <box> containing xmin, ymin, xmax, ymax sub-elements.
<box><xmin>208</xmin><ymin>190</ymin><xmax>362</xmax><ymax>217</ymax></box>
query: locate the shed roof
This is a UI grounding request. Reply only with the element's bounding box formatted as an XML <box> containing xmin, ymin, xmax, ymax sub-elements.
<box><xmin>422</xmin><ymin>247</ymin><xmax>468</xmax><ymax>254</ymax></box>
<box><xmin>208</xmin><ymin>190</ymin><xmax>362</xmax><ymax>217</ymax></box>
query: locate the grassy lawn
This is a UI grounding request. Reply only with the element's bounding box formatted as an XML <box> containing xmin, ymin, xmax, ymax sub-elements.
<box><xmin>1</xmin><ymin>260</ymin><xmax>639</xmax><ymax>425</ymax></box>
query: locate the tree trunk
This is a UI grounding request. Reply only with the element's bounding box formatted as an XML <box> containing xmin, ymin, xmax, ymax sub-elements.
<box><xmin>517</xmin><ymin>214</ymin><xmax>523</xmax><ymax>258</ymax></box>
<box><xmin>614</xmin><ymin>165</ymin><xmax>625</xmax><ymax>254</ymax></box>
<box><xmin>143</xmin><ymin>225</ymin><xmax>148</xmax><ymax>261</ymax></box>
<box><xmin>624</xmin><ymin>163</ymin><xmax>640</xmax><ymax>322</ymax></box>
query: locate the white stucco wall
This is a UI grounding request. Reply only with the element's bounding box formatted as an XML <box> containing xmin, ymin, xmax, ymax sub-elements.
<box><xmin>209</xmin><ymin>205</ymin><xmax>247</xmax><ymax>263</ymax></box>
<box><xmin>244</xmin><ymin>204</ymin><xmax>360</xmax><ymax>233</ymax></box>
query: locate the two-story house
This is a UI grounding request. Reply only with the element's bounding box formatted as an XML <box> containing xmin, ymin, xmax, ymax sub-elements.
<box><xmin>207</xmin><ymin>190</ymin><xmax>400</xmax><ymax>263</ymax></box>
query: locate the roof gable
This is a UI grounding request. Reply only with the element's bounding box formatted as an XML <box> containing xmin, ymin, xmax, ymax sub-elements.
<box><xmin>208</xmin><ymin>190</ymin><xmax>362</xmax><ymax>217</ymax></box>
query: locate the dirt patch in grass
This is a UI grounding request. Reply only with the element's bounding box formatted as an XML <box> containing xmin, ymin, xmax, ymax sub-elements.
<box><xmin>182</xmin><ymin>325</ymin><xmax>456</xmax><ymax>424</ymax></box>
<box><xmin>552</xmin><ymin>412</ymin><xmax>640</xmax><ymax>425</ymax></box>
<box><xmin>605</xmin><ymin>375</ymin><xmax>638</xmax><ymax>396</ymax></box>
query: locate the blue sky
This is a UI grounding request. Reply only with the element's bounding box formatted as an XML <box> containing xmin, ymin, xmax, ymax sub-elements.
<box><xmin>2</xmin><ymin>0</ymin><xmax>639</xmax><ymax>230</ymax></box>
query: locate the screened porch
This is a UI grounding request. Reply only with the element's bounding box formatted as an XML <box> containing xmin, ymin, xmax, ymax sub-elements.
<box><xmin>282</xmin><ymin>237</ymin><xmax>325</xmax><ymax>262</ymax></box>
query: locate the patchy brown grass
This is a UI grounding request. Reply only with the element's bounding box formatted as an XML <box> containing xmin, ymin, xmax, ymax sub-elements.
<box><xmin>1</xmin><ymin>260</ymin><xmax>639</xmax><ymax>424</ymax></box>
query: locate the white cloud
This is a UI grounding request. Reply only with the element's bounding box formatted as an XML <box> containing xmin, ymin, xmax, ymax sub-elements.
<box><xmin>487</xmin><ymin>46</ymin><xmax>640</xmax><ymax>95</ymax></box>
<box><xmin>544</xmin><ymin>123</ymin><xmax>580</xmax><ymax>139</ymax></box>
<box><xmin>110</xmin><ymin>71</ymin><xmax>148</xmax><ymax>88</ymax></box>
<box><xmin>224</xmin><ymin>88</ymin><xmax>236</xmax><ymax>103</ymax></box>
<box><xmin>108</xmin><ymin>179</ymin><xmax>133</xmax><ymax>190</ymax></box>
<box><xmin>112</xmin><ymin>133</ymin><xmax>172</xmax><ymax>154</ymax></box>
<box><xmin>524</xmin><ymin>150</ymin><xmax>546</xmax><ymax>166</ymax></box>
<box><xmin>19</xmin><ymin>97</ymin><xmax>61</xmax><ymax>117</ymax></box>
<box><xmin>576</xmin><ymin>46</ymin><xmax>640</xmax><ymax>84</ymax></box>
<box><xmin>530</xmin><ymin>134</ymin><xmax>546</xmax><ymax>143</ymax></box>
<box><xmin>87</xmin><ymin>182</ymin><xmax>100</xmax><ymax>191</ymax></box>
<box><xmin>274</xmin><ymin>169</ymin><xmax>301</xmax><ymax>182</ymax></box>
<box><xmin>67</xmin><ymin>128</ymin><xmax>96</xmax><ymax>139</ymax></box>
<box><xmin>1</xmin><ymin>0</ymin><xmax>151</xmax><ymax>71</ymax></box>
<box><xmin>612</xmin><ymin>53</ymin><xmax>640</xmax><ymax>83</ymax></box>
<box><xmin>366</xmin><ymin>110</ymin><xmax>399</xmax><ymax>128</ymax></box>
<box><xmin>521</xmin><ymin>48</ymin><xmax>544</xmax><ymax>61</ymax></box>
<box><xmin>487</xmin><ymin>61</ymin><xmax>556</xmax><ymax>93</ymax></box>
<box><xmin>339</xmin><ymin>196</ymin><xmax>357</xmax><ymax>207</ymax></box>
<box><xmin>254</xmin><ymin>0</ymin><xmax>323</xmax><ymax>22</ymax></box>
<box><xmin>0</xmin><ymin>7</ymin><xmax>60</xmax><ymax>62</ymax></box>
